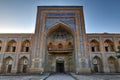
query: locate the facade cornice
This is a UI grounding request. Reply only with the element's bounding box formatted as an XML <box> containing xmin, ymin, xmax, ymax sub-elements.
<box><xmin>37</xmin><ymin>6</ymin><xmax>83</xmax><ymax>8</ymax></box>
<box><xmin>0</xmin><ymin>33</ymin><xmax>34</xmax><ymax>35</ymax></box>
<box><xmin>87</xmin><ymin>33</ymin><xmax>120</xmax><ymax>35</ymax></box>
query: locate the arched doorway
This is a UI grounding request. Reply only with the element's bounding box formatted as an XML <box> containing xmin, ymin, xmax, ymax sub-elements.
<box><xmin>56</xmin><ymin>60</ymin><xmax>64</xmax><ymax>73</ymax></box>
<box><xmin>108</xmin><ymin>56</ymin><xmax>117</xmax><ymax>72</ymax></box>
<box><xmin>92</xmin><ymin>56</ymin><xmax>102</xmax><ymax>72</ymax></box>
<box><xmin>18</xmin><ymin>56</ymin><xmax>29</xmax><ymax>73</ymax></box>
<box><xmin>3</xmin><ymin>57</ymin><xmax>13</xmax><ymax>73</ymax></box>
<box><xmin>45</xmin><ymin>23</ymin><xmax>75</xmax><ymax>72</ymax></box>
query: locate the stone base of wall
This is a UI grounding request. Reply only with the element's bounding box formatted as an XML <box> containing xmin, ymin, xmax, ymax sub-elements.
<box><xmin>29</xmin><ymin>68</ymin><xmax>43</xmax><ymax>73</ymax></box>
<box><xmin>78</xmin><ymin>68</ymin><xmax>91</xmax><ymax>74</ymax></box>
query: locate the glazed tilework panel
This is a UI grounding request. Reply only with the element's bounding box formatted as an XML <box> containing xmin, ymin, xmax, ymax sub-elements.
<box><xmin>35</xmin><ymin>60</ymin><xmax>39</xmax><ymax>68</ymax></box>
<box><xmin>46</xmin><ymin>13</ymin><xmax>75</xmax><ymax>17</ymax></box>
<box><xmin>81</xmin><ymin>59</ymin><xmax>86</xmax><ymax>68</ymax></box>
<box><xmin>41</xmin><ymin>34</ymin><xmax>46</xmax><ymax>68</ymax></box>
<box><xmin>103</xmin><ymin>38</ymin><xmax>113</xmax><ymax>41</ymax></box>
<box><xmin>88</xmin><ymin>54</ymin><xmax>91</xmax><ymax>68</ymax></box>
<box><xmin>86</xmin><ymin>38</ymin><xmax>91</xmax><ymax>68</ymax></box>
<box><xmin>0</xmin><ymin>38</ymin><xmax>4</xmax><ymax>41</ymax></box>
<box><xmin>43</xmin><ymin>10</ymin><xmax>78</xmax><ymax>14</ymax></box>
<box><xmin>45</xmin><ymin>18</ymin><xmax>76</xmax><ymax>32</ymax></box>
<box><xmin>77</xmin><ymin>12</ymin><xmax>85</xmax><ymax>56</ymax></box>
<box><xmin>91</xmin><ymin>53</ymin><xmax>102</xmax><ymax>58</ymax></box>
<box><xmin>8</xmin><ymin>38</ymin><xmax>18</xmax><ymax>42</ymax></box>
<box><xmin>4</xmin><ymin>54</ymin><xmax>14</xmax><ymax>59</ymax></box>
<box><xmin>0</xmin><ymin>54</ymin><xmax>2</xmax><ymax>62</ymax></box>
<box><xmin>19</xmin><ymin>54</ymin><xmax>30</xmax><ymax>60</ymax></box>
<box><xmin>74</xmin><ymin>36</ymin><xmax>79</xmax><ymax>71</ymax></box>
<box><xmin>106</xmin><ymin>53</ymin><xmax>116</xmax><ymax>58</ymax></box>
<box><xmin>36</xmin><ymin>11</ymin><xmax>44</xmax><ymax>57</ymax></box>
<box><xmin>89</xmin><ymin>38</ymin><xmax>100</xmax><ymax>42</ymax></box>
<box><xmin>22</xmin><ymin>38</ymin><xmax>31</xmax><ymax>41</ymax></box>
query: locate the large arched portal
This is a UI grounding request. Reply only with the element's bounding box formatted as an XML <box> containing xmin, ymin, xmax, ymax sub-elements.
<box><xmin>45</xmin><ymin>23</ymin><xmax>75</xmax><ymax>72</ymax></box>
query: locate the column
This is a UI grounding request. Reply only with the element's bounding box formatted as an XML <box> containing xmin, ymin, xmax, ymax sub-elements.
<box><xmin>113</xmin><ymin>37</ymin><xmax>120</xmax><ymax>72</ymax></box>
<box><xmin>118</xmin><ymin>58</ymin><xmax>120</xmax><ymax>72</ymax></box>
<box><xmin>0</xmin><ymin>37</ymin><xmax>8</xmax><ymax>73</ymax></box>
<box><xmin>99</xmin><ymin>37</ymin><xmax>109</xmax><ymax>72</ymax></box>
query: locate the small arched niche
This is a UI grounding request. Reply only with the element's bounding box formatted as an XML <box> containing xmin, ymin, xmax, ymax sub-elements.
<box><xmin>104</xmin><ymin>40</ymin><xmax>114</xmax><ymax>52</ymax></box>
<box><xmin>21</xmin><ymin>40</ymin><xmax>31</xmax><ymax>52</ymax></box>
<box><xmin>90</xmin><ymin>40</ymin><xmax>100</xmax><ymax>52</ymax></box>
<box><xmin>6</xmin><ymin>40</ymin><xmax>17</xmax><ymax>52</ymax></box>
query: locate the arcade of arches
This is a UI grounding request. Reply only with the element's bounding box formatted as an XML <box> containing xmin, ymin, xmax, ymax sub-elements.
<box><xmin>2</xmin><ymin>56</ymin><xmax>29</xmax><ymax>73</ymax></box>
<box><xmin>0</xmin><ymin>6</ymin><xmax>120</xmax><ymax>74</ymax></box>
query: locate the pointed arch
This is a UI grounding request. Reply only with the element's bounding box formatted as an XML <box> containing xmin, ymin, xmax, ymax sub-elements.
<box><xmin>45</xmin><ymin>22</ymin><xmax>75</xmax><ymax>72</ymax></box>
<box><xmin>21</xmin><ymin>40</ymin><xmax>31</xmax><ymax>52</ymax></box>
<box><xmin>92</xmin><ymin>56</ymin><xmax>103</xmax><ymax>72</ymax></box>
<box><xmin>46</xmin><ymin>22</ymin><xmax>74</xmax><ymax>37</ymax></box>
<box><xmin>18</xmin><ymin>56</ymin><xmax>29</xmax><ymax>73</ymax></box>
<box><xmin>104</xmin><ymin>39</ymin><xmax>114</xmax><ymax>52</ymax></box>
<box><xmin>89</xmin><ymin>39</ymin><xmax>100</xmax><ymax>52</ymax></box>
<box><xmin>107</xmin><ymin>56</ymin><xmax>117</xmax><ymax>72</ymax></box>
<box><xmin>6</xmin><ymin>40</ymin><xmax>17</xmax><ymax>52</ymax></box>
<box><xmin>3</xmin><ymin>56</ymin><xmax>13</xmax><ymax>73</ymax></box>
<box><xmin>20</xmin><ymin>56</ymin><xmax>29</xmax><ymax>61</ymax></box>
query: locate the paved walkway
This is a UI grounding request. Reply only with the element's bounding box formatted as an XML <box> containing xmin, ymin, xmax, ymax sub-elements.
<box><xmin>46</xmin><ymin>73</ymin><xmax>75</xmax><ymax>80</ymax></box>
<box><xmin>0</xmin><ymin>75</ymin><xmax>46</xmax><ymax>80</ymax></box>
<box><xmin>71</xmin><ymin>73</ymin><xmax>120</xmax><ymax>80</ymax></box>
<box><xmin>0</xmin><ymin>73</ymin><xmax>120</xmax><ymax>80</ymax></box>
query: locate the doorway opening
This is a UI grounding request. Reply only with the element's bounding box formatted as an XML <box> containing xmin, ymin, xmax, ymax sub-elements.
<box><xmin>22</xmin><ymin>65</ymin><xmax>27</xmax><ymax>73</ymax></box>
<box><xmin>94</xmin><ymin>64</ymin><xmax>98</xmax><ymax>72</ymax></box>
<box><xmin>56</xmin><ymin>61</ymin><xmax>64</xmax><ymax>73</ymax></box>
<box><xmin>7</xmin><ymin>65</ymin><xmax>12</xmax><ymax>73</ymax></box>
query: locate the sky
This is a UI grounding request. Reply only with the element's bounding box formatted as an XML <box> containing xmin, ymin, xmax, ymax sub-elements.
<box><xmin>0</xmin><ymin>0</ymin><xmax>120</xmax><ymax>33</ymax></box>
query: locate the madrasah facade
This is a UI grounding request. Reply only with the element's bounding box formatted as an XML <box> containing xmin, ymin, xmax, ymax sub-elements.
<box><xmin>0</xmin><ymin>6</ymin><xmax>120</xmax><ymax>74</ymax></box>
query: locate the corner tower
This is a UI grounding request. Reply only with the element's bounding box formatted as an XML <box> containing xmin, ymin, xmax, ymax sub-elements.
<box><xmin>33</xmin><ymin>6</ymin><xmax>90</xmax><ymax>73</ymax></box>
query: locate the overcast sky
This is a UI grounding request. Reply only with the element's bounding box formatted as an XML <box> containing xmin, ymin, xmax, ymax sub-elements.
<box><xmin>0</xmin><ymin>0</ymin><xmax>120</xmax><ymax>33</ymax></box>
